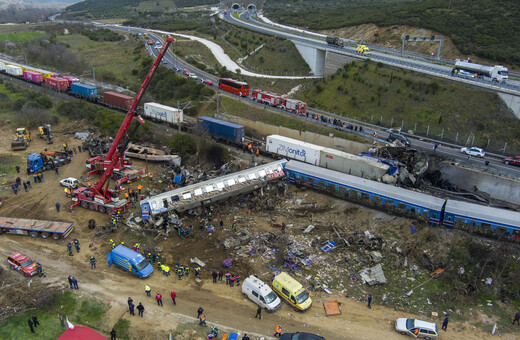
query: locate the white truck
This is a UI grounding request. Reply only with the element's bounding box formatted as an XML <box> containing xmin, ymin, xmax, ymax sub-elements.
<box><xmin>452</xmin><ymin>59</ymin><xmax>508</xmax><ymax>83</ymax></box>
<box><xmin>143</xmin><ymin>102</ymin><xmax>183</xmax><ymax>125</ymax></box>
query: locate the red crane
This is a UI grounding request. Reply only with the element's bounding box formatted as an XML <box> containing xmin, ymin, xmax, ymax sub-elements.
<box><xmin>72</xmin><ymin>35</ymin><xmax>175</xmax><ymax>214</ymax></box>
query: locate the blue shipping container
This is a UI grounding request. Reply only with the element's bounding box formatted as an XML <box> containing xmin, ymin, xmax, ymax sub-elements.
<box><xmin>197</xmin><ymin>116</ymin><xmax>245</xmax><ymax>143</ymax></box>
<box><xmin>70</xmin><ymin>83</ymin><xmax>98</xmax><ymax>100</ymax></box>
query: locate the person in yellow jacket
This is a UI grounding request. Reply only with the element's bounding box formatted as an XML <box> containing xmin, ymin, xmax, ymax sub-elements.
<box><xmin>165</xmin><ymin>266</ymin><xmax>170</xmax><ymax>277</ymax></box>
<box><xmin>145</xmin><ymin>284</ymin><xmax>151</xmax><ymax>297</ymax></box>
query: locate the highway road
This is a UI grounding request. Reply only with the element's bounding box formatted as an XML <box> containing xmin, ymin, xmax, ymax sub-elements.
<box><xmin>104</xmin><ymin>24</ymin><xmax>520</xmax><ymax>179</ymax></box>
<box><xmin>225</xmin><ymin>10</ymin><xmax>520</xmax><ymax>95</ymax></box>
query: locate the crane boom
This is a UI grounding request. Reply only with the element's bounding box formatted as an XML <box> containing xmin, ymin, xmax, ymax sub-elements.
<box><xmin>93</xmin><ymin>35</ymin><xmax>174</xmax><ymax>197</ymax></box>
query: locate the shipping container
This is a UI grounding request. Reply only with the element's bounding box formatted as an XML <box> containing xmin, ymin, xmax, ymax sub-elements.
<box><xmin>197</xmin><ymin>116</ymin><xmax>245</xmax><ymax>143</ymax></box>
<box><xmin>103</xmin><ymin>92</ymin><xmax>134</xmax><ymax>110</ymax></box>
<box><xmin>58</xmin><ymin>75</ymin><xmax>80</xmax><ymax>87</ymax></box>
<box><xmin>319</xmin><ymin>148</ymin><xmax>389</xmax><ymax>180</ymax></box>
<box><xmin>45</xmin><ymin>77</ymin><xmax>69</xmax><ymax>91</ymax></box>
<box><xmin>143</xmin><ymin>102</ymin><xmax>183</xmax><ymax>124</ymax></box>
<box><xmin>5</xmin><ymin>65</ymin><xmax>22</xmax><ymax>77</ymax></box>
<box><xmin>266</xmin><ymin>135</ymin><xmax>323</xmax><ymax>165</ymax></box>
<box><xmin>33</xmin><ymin>68</ymin><xmax>54</xmax><ymax>79</ymax></box>
<box><xmin>70</xmin><ymin>83</ymin><xmax>98</xmax><ymax>100</ymax></box>
<box><xmin>23</xmin><ymin>70</ymin><xmax>43</xmax><ymax>83</ymax></box>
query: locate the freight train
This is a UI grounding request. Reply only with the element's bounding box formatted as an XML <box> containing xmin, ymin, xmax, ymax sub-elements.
<box><xmin>284</xmin><ymin>160</ymin><xmax>520</xmax><ymax>239</ymax></box>
<box><xmin>0</xmin><ymin>58</ymin><xmax>136</xmax><ymax>112</ymax></box>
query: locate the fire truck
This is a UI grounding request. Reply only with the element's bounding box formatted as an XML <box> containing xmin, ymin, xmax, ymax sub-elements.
<box><xmin>71</xmin><ymin>36</ymin><xmax>175</xmax><ymax>214</ymax></box>
<box><xmin>281</xmin><ymin>98</ymin><xmax>307</xmax><ymax>115</ymax></box>
<box><xmin>252</xmin><ymin>89</ymin><xmax>282</xmax><ymax>106</ymax></box>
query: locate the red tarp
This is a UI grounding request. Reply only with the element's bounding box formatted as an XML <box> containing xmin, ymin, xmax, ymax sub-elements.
<box><xmin>58</xmin><ymin>326</ymin><xmax>107</xmax><ymax>340</ymax></box>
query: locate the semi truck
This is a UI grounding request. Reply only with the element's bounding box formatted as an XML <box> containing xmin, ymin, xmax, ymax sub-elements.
<box><xmin>0</xmin><ymin>217</ymin><xmax>73</xmax><ymax>240</ymax></box>
<box><xmin>27</xmin><ymin>151</ymin><xmax>71</xmax><ymax>173</ymax></box>
<box><xmin>326</xmin><ymin>36</ymin><xmax>344</xmax><ymax>47</ymax></box>
<box><xmin>452</xmin><ymin>59</ymin><xmax>509</xmax><ymax>83</ymax></box>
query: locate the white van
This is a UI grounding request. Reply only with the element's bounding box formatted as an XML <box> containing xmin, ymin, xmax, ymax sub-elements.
<box><xmin>242</xmin><ymin>275</ymin><xmax>281</xmax><ymax>312</ymax></box>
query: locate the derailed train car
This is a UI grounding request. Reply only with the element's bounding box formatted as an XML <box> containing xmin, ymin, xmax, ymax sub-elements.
<box><xmin>284</xmin><ymin>160</ymin><xmax>520</xmax><ymax>239</ymax></box>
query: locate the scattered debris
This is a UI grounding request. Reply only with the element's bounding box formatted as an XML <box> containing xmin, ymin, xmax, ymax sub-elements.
<box><xmin>359</xmin><ymin>263</ymin><xmax>387</xmax><ymax>285</ymax></box>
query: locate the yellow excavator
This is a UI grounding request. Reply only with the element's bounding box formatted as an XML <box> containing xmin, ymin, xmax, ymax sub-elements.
<box><xmin>38</xmin><ymin>124</ymin><xmax>54</xmax><ymax>144</ymax></box>
<box><xmin>11</xmin><ymin>127</ymin><xmax>30</xmax><ymax>151</ymax></box>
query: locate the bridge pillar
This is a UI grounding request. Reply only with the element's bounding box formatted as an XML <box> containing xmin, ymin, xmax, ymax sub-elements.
<box><xmin>324</xmin><ymin>51</ymin><xmax>358</xmax><ymax>75</ymax></box>
<box><xmin>498</xmin><ymin>93</ymin><xmax>520</xmax><ymax>119</ymax></box>
<box><xmin>293</xmin><ymin>42</ymin><xmax>326</xmax><ymax>76</ymax></box>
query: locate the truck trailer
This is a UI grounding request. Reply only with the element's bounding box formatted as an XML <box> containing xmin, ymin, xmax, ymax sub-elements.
<box><xmin>197</xmin><ymin>116</ymin><xmax>245</xmax><ymax>143</ymax></box>
<box><xmin>143</xmin><ymin>102</ymin><xmax>183</xmax><ymax>124</ymax></box>
<box><xmin>453</xmin><ymin>59</ymin><xmax>508</xmax><ymax>83</ymax></box>
<box><xmin>0</xmin><ymin>217</ymin><xmax>73</xmax><ymax>240</ymax></box>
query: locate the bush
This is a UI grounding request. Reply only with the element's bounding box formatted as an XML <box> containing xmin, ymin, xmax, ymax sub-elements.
<box><xmin>165</xmin><ymin>133</ymin><xmax>197</xmax><ymax>158</ymax></box>
<box><xmin>14</xmin><ymin>105</ymin><xmax>54</xmax><ymax>128</ymax></box>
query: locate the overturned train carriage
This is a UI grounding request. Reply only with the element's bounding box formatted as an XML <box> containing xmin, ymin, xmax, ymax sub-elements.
<box><xmin>140</xmin><ymin>160</ymin><xmax>287</xmax><ymax>219</ymax></box>
<box><xmin>284</xmin><ymin>160</ymin><xmax>445</xmax><ymax>225</ymax></box>
<box><xmin>284</xmin><ymin>160</ymin><xmax>520</xmax><ymax>238</ymax></box>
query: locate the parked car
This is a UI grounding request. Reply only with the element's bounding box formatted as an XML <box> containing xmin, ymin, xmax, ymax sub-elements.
<box><xmin>203</xmin><ymin>79</ymin><xmax>214</xmax><ymax>86</ymax></box>
<box><xmin>7</xmin><ymin>252</ymin><xmax>37</xmax><ymax>276</ymax></box>
<box><xmin>504</xmin><ymin>156</ymin><xmax>520</xmax><ymax>166</ymax></box>
<box><xmin>395</xmin><ymin>318</ymin><xmax>439</xmax><ymax>339</ymax></box>
<box><xmin>387</xmin><ymin>132</ymin><xmax>411</xmax><ymax>147</ymax></box>
<box><xmin>460</xmin><ymin>146</ymin><xmax>485</xmax><ymax>158</ymax></box>
<box><xmin>59</xmin><ymin>177</ymin><xmax>79</xmax><ymax>189</ymax></box>
<box><xmin>189</xmin><ymin>74</ymin><xmax>198</xmax><ymax>80</ymax></box>
<box><xmin>280</xmin><ymin>332</ymin><xmax>325</xmax><ymax>340</ymax></box>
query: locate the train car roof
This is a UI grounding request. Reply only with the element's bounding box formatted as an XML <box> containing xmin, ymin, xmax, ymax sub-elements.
<box><xmin>285</xmin><ymin>160</ymin><xmax>445</xmax><ymax>211</ymax></box>
<box><xmin>445</xmin><ymin>199</ymin><xmax>520</xmax><ymax>228</ymax></box>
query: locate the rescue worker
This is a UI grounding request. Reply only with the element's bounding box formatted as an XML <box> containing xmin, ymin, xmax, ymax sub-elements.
<box><xmin>232</xmin><ymin>220</ymin><xmax>237</xmax><ymax>232</ymax></box>
<box><xmin>90</xmin><ymin>256</ymin><xmax>96</xmax><ymax>269</ymax></box>
<box><xmin>67</xmin><ymin>242</ymin><xmax>73</xmax><ymax>256</ymax></box>
<box><xmin>137</xmin><ymin>184</ymin><xmax>142</xmax><ymax>195</ymax></box>
<box><xmin>200</xmin><ymin>218</ymin><xmax>206</xmax><ymax>230</ymax></box>
<box><xmin>155</xmin><ymin>292</ymin><xmax>163</xmax><ymax>307</ymax></box>
<box><xmin>179</xmin><ymin>226</ymin><xmax>185</xmax><ymax>239</ymax></box>
<box><xmin>147</xmin><ymin>253</ymin><xmax>153</xmax><ymax>262</ymax></box>
<box><xmin>145</xmin><ymin>284</ymin><xmax>151</xmax><ymax>297</ymax></box>
<box><xmin>185</xmin><ymin>225</ymin><xmax>191</xmax><ymax>238</ymax></box>
<box><xmin>197</xmin><ymin>306</ymin><xmax>204</xmax><ymax>319</ymax></box>
<box><xmin>199</xmin><ymin>314</ymin><xmax>206</xmax><ymax>326</ymax></box>
<box><xmin>170</xmin><ymin>290</ymin><xmax>176</xmax><ymax>305</ymax></box>
<box><xmin>184</xmin><ymin>265</ymin><xmax>190</xmax><ymax>277</ymax></box>
<box><xmin>157</xmin><ymin>260</ymin><xmax>162</xmax><ymax>270</ymax></box>
<box><xmin>177</xmin><ymin>265</ymin><xmax>184</xmax><ymax>280</ymax></box>
<box><xmin>36</xmin><ymin>262</ymin><xmax>46</xmax><ymax>277</ymax></box>
<box><xmin>208</xmin><ymin>210</ymin><xmax>212</xmax><ymax>221</ymax></box>
<box><xmin>211</xmin><ymin>327</ymin><xmax>219</xmax><ymax>336</ymax></box>
<box><xmin>175</xmin><ymin>262</ymin><xmax>179</xmax><ymax>272</ymax></box>
<box><xmin>109</xmin><ymin>239</ymin><xmax>116</xmax><ymax>249</ymax></box>
<box><xmin>229</xmin><ymin>275</ymin><xmax>235</xmax><ymax>287</ymax></box>
<box><xmin>195</xmin><ymin>267</ymin><xmax>201</xmax><ymax>278</ymax></box>
<box><xmin>151</xmin><ymin>253</ymin><xmax>157</xmax><ymax>263</ymax></box>
<box><xmin>128</xmin><ymin>302</ymin><xmax>135</xmax><ymax>316</ymax></box>
<box><xmin>135</xmin><ymin>243</ymin><xmax>140</xmax><ymax>252</ymax></box>
<box><xmin>212</xmin><ymin>270</ymin><xmax>218</xmax><ymax>283</ymax></box>
<box><xmin>225</xmin><ymin>271</ymin><xmax>231</xmax><ymax>285</ymax></box>
<box><xmin>274</xmin><ymin>325</ymin><xmax>282</xmax><ymax>337</ymax></box>
<box><xmin>137</xmin><ymin>302</ymin><xmax>144</xmax><ymax>317</ymax></box>
<box><xmin>165</xmin><ymin>265</ymin><xmax>170</xmax><ymax>277</ymax></box>
<box><xmin>161</xmin><ymin>264</ymin><xmax>167</xmax><ymax>276</ymax></box>
<box><xmin>236</xmin><ymin>273</ymin><xmax>241</xmax><ymax>286</ymax></box>
<box><xmin>218</xmin><ymin>270</ymin><xmax>223</xmax><ymax>282</ymax></box>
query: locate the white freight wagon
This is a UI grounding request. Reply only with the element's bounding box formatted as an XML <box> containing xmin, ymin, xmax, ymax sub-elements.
<box><xmin>266</xmin><ymin>135</ymin><xmax>323</xmax><ymax>165</ymax></box>
<box><xmin>143</xmin><ymin>102</ymin><xmax>183</xmax><ymax>124</ymax></box>
<box><xmin>319</xmin><ymin>148</ymin><xmax>389</xmax><ymax>180</ymax></box>
<box><xmin>5</xmin><ymin>64</ymin><xmax>22</xmax><ymax>77</ymax></box>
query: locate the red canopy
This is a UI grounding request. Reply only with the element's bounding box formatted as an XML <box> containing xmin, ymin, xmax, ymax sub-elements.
<box><xmin>58</xmin><ymin>326</ymin><xmax>108</xmax><ymax>340</ymax></box>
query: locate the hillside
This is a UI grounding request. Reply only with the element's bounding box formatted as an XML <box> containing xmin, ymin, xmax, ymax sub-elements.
<box><xmin>62</xmin><ymin>0</ymin><xmax>218</xmax><ymax>19</ymax></box>
<box><xmin>264</xmin><ymin>0</ymin><xmax>520</xmax><ymax>67</ymax></box>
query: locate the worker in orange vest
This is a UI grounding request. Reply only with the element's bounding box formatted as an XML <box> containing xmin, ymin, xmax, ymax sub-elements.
<box><xmin>274</xmin><ymin>325</ymin><xmax>282</xmax><ymax>337</ymax></box>
<box><xmin>137</xmin><ymin>184</ymin><xmax>142</xmax><ymax>195</ymax></box>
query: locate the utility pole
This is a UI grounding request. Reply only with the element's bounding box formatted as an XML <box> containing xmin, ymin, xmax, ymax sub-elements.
<box><xmin>177</xmin><ymin>100</ymin><xmax>181</xmax><ymax>132</ymax></box>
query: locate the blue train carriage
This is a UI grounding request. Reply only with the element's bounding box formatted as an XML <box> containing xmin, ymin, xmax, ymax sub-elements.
<box><xmin>70</xmin><ymin>83</ymin><xmax>98</xmax><ymax>101</ymax></box>
<box><xmin>283</xmin><ymin>160</ymin><xmax>445</xmax><ymax>225</ymax></box>
<box><xmin>443</xmin><ymin>199</ymin><xmax>520</xmax><ymax>238</ymax></box>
